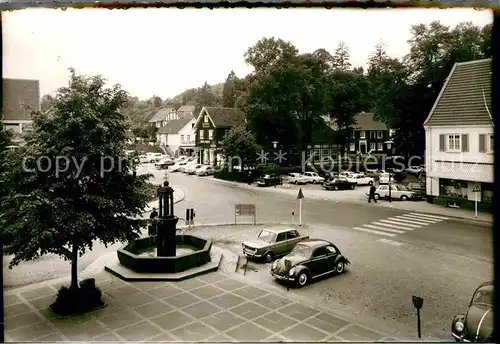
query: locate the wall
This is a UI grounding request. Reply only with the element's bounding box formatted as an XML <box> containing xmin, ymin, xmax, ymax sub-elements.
<box><xmin>178</xmin><ymin>119</ymin><xmax>196</xmax><ymax>148</ymax></box>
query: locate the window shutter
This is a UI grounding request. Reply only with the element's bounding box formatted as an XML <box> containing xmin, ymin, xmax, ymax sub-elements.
<box><xmin>479</xmin><ymin>134</ymin><xmax>486</xmax><ymax>153</ymax></box>
<box><xmin>461</xmin><ymin>134</ymin><xmax>469</xmax><ymax>152</ymax></box>
<box><xmin>439</xmin><ymin>135</ymin><xmax>445</xmax><ymax>151</ymax></box>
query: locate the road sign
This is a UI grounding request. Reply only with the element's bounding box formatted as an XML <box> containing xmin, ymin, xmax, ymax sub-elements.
<box><xmin>473</xmin><ymin>183</ymin><xmax>481</xmax><ymax>192</ymax></box>
<box><xmin>297</xmin><ymin>188</ymin><xmax>304</xmax><ymax>199</ymax></box>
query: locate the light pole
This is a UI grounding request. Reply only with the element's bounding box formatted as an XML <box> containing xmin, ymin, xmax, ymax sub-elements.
<box><xmin>272</xmin><ymin>141</ymin><xmax>279</xmax><ymax>185</ymax></box>
<box><xmin>388</xmin><ymin>172</ymin><xmax>392</xmax><ymax>202</ymax></box>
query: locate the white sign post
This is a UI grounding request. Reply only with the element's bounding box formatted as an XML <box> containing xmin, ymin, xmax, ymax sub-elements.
<box><xmin>297</xmin><ymin>189</ymin><xmax>304</xmax><ymax>226</ymax></box>
<box><xmin>473</xmin><ymin>183</ymin><xmax>481</xmax><ymax>218</ymax></box>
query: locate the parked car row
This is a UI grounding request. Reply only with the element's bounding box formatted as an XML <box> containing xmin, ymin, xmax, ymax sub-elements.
<box><xmin>372</xmin><ymin>184</ymin><xmax>423</xmax><ymax>201</ymax></box>
<box><xmin>242</xmin><ymin>227</ymin><xmax>350</xmax><ymax>288</ymax></box>
<box><xmin>286</xmin><ymin>172</ymin><xmax>325</xmax><ymax>184</ymax></box>
<box><xmin>167</xmin><ymin>157</ymin><xmax>215</xmax><ymax>176</ymax></box>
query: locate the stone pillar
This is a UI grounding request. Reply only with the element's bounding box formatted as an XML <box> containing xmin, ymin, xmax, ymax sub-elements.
<box><xmin>156</xmin><ymin>181</ymin><xmax>179</xmax><ymax>257</ymax></box>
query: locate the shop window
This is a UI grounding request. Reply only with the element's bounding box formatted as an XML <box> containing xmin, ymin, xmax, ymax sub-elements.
<box><xmin>482</xmin><ymin>183</ymin><xmax>493</xmax><ymax>203</ymax></box>
<box><xmin>439</xmin><ymin>179</ymin><xmax>468</xmax><ymax>199</ymax></box>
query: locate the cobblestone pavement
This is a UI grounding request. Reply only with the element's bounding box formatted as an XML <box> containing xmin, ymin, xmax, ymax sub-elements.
<box><xmin>4</xmin><ymin>270</ymin><xmax>400</xmax><ymax>342</ymax></box>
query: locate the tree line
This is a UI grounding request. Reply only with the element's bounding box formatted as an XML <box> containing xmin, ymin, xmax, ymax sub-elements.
<box><xmin>221</xmin><ymin>21</ymin><xmax>492</xmax><ymax>158</ymax></box>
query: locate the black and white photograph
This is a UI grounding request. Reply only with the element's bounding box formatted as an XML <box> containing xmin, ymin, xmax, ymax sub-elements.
<box><xmin>0</xmin><ymin>5</ymin><xmax>495</xmax><ymax>342</ymax></box>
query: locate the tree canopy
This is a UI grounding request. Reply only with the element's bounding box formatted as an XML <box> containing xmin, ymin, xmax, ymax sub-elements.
<box><xmin>0</xmin><ymin>69</ymin><xmax>153</xmax><ymax>290</ymax></box>
<box><xmin>220</xmin><ymin>125</ymin><xmax>260</xmax><ymax>169</ymax></box>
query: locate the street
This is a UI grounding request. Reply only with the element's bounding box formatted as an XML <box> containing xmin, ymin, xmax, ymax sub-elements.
<box><xmin>165</xmin><ymin>169</ymin><xmax>493</xmax><ymax>340</ymax></box>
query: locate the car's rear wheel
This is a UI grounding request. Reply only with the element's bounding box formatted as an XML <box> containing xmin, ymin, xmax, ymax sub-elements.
<box><xmin>401</xmin><ymin>195</ymin><xmax>408</xmax><ymax>201</ymax></box>
<box><xmin>297</xmin><ymin>272</ymin><xmax>308</xmax><ymax>287</ymax></box>
<box><xmin>374</xmin><ymin>194</ymin><xmax>380</xmax><ymax>200</ymax></box>
<box><xmin>312</xmin><ymin>180</ymin><xmax>317</xmax><ymax>184</ymax></box>
<box><xmin>368</xmin><ymin>181</ymin><xmax>373</xmax><ymax>186</ymax></box>
<box><xmin>334</xmin><ymin>185</ymin><xmax>339</xmax><ymax>191</ymax></box>
<box><xmin>264</xmin><ymin>252</ymin><xmax>274</xmax><ymax>262</ymax></box>
<box><xmin>335</xmin><ymin>261</ymin><xmax>345</xmax><ymax>274</ymax></box>
<box><xmin>351</xmin><ymin>184</ymin><xmax>355</xmax><ymax>189</ymax></box>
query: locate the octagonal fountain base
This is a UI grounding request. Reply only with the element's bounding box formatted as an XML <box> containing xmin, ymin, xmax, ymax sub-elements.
<box><xmin>104</xmin><ymin>235</ymin><xmax>222</xmax><ymax>281</ymax></box>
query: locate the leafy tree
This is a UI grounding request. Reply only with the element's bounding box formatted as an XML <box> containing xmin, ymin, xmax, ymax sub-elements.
<box><xmin>312</xmin><ymin>48</ymin><xmax>334</xmax><ymax>69</ymax></box>
<box><xmin>0</xmin><ymin>69</ymin><xmax>152</xmax><ymax>291</ymax></box>
<box><xmin>222</xmin><ymin>71</ymin><xmax>238</xmax><ymax>108</ymax></box>
<box><xmin>132</xmin><ymin>126</ymin><xmax>149</xmax><ymax>139</ymax></box>
<box><xmin>41</xmin><ymin>94</ymin><xmax>55</xmax><ymax>112</ymax></box>
<box><xmin>244</xmin><ymin>37</ymin><xmax>299</xmax><ymax>74</ymax></box>
<box><xmin>149</xmin><ymin>95</ymin><xmax>162</xmax><ymax>108</ymax></box>
<box><xmin>194</xmin><ymin>82</ymin><xmax>217</xmax><ymax>108</ymax></box>
<box><xmin>333</xmin><ymin>42</ymin><xmax>352</xmax><ymax>72</ymax></box>
<box><xmin>220</xmin><ymin>125</ymin><xmax>260</xmax><ymax>168</ymax></box>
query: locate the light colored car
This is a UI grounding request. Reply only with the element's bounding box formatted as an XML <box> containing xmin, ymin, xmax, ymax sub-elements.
<box><xmin>405</xmin><ymin>166</ymin><xmax>423</xmax><ymax>175</ymax></box>
<box><xmin>146</xmin><ymin>152</ymin><xmax>163</xmax><ymax>163</ymax></box>
<box><xmin>169</xmin><ymin>161</ymin><xmax>187</xmax><ymax>172</ymax></box>
<box><xmin>155</xmin><ymin>157</ymin><xmax>174</xmax><ymax>169</ymax></box>
<box><xmin>180</xmin><ymin>161</ymin><xmax>197</xmax><ymax>173</ymax></box>
<box><xmin>195</xmin><ymin>165</ymin><xmax>214</xmax><ymax>176</ymax></box>
<box><xmin>302</xmin><ymin>171</ymin><xmax>325</xmax><ymax>184</ymax></box>
<box><xmin>339</xmin><ymin>171</ymin><xmax>354</xmax><ymax>178</ymax></box>
<box><xmin>242</xmin><ymin>227</ymin><xmax>309</xmax><ymax>262</ymax></box>
<box><xmin>378</xmin><ymin>172</ymin><xmax>391</xmax><ymax>184</ymax></box>
<box><xmin>138</xmin><ymin>154</ymin><xmax>150</xmax><ymax>163</ymax></box>
<box><xmin>287</xmin><ymin>173</ymin><xmax>308</xmax><ymax>184</ymax></box>
<box><xmin>175</xmin><ymin>155</ymin><xmax>187</xmax><ymax>162</ymax></box>
<box><xmin>347</xmin><ymin>173</ymin><xmax>374</xmax><ymax>186</ymax></box>
<box><xmin>373</xmin><ymin>184</ymin><xmax>421</xmax><ymax>201</ymax></box>
<box><xmin>185</xmin><ymin>163</ymin><xmax>203</xmax><ymax>174</ymax></box>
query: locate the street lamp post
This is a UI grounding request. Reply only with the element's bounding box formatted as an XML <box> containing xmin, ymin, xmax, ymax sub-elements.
<box><xmin>156</xmin><ymin>181</ymin><xmax>179</xmax><ymax>257</ymax></box>
<box><xmin>388</xmin><ymin>172</ymin><xmax>392</xmax><ymax>203</ymax></box>
<box><xmin>272</xmin><ymin>141</ymin><xmax>279</xmax><ymax>186</ymax></box>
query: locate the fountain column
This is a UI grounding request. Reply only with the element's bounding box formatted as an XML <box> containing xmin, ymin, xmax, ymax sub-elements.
<box><xmin>156</xmin><ymin>181</ymin><xmax>179</xmax><ymax>257</ymax></box>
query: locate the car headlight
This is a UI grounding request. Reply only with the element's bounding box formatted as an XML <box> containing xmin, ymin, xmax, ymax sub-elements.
<box><xmin>289</xmin><ymin>267</ymin><xmax>296</xmax><ymax>276</ymax></box>
<box><xmin>272</xmin><ymin>261</ymin><xmax>278</xmax><ymax>270</ymax></box>
<box><xmin>455</xmin><ymin>321</ymin><xmax>464</xmax><ymax>332</ymax></box>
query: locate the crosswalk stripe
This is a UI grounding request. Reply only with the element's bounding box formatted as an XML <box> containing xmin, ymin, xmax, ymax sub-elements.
<box><xmin>394</xmin><ymin>216</ymin><xmax>434</xmax><ymax>225</ymax></box>
<box><xmin>377</xmin><ymin>238</ymin><xmax>404</xmax><ymax>246</ymax></box>
<box><xmin>363</xmin><ymin>224</ymin><xmax>405</xmax><ymax>234</ymax></box>
<box><xmin>372</xmin><ymin>221</ymin><xmax>414</xmax><ymax>231</ymax></box>
<box><xmin>379</xmin><ymin>219</ymin><xmax>421</xmax><ymax>228</ymax></box>
<box><xmin>409</xmin><ymin>212</ymin><xmax>449</xmax><ymax>221</ymax></box>
<box><xmin>353</xmin><ymin>227</ymin><xmax>395</xmax><ymax>237</ymax></box>
<box><xmin>399</xmin><ymin>214</ymin><xmax>440</xmax><ymax>223</ymax></box>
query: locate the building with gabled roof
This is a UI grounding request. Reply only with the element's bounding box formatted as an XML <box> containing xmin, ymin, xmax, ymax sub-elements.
<box><xmin>423</xmin><ymin>58</ymin><xmax>492</xmax><ymax>212</ymax></box>
<box><xmin>156</xmin><ymin>117</ymin><xmax>196</xmax><ymax>156</ymax></box>
<box><xmin>347</xmin><ymin>112</ymin><xmax>393</xmax><ymax>156</ymax></box>
<box><xmin>148</xmin><ymin>107</ymin><xmax>179</xmax><ymax>128</ymax></box>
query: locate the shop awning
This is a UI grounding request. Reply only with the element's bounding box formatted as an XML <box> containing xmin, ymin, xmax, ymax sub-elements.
<box><xmin>428</xmin><ymin>161</ymin><xmax>493</xmax><ymax>183</ymax></box>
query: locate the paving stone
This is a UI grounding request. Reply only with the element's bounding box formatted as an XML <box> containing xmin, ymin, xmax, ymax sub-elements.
<box><xmin>99</xmin><ymin>310</ymin><xmax>143</xmax><ymax>330</ymax></box>
<box><xmin>105</xmin><ymin>285</ymin><xmax>141</xmax><ymax>298</ymax></box>
<box><xmin>253</xmin><ymin>312</ymin><xmax>298</xmax><ymax>333</ymax></box>
<box><xmin>253</xmin><ymin>293</ymin><xmax>292</xmax><ymax>310</ymax></box>
<box><xmin>225</xmin><ymin>321</ymin><xmax>273</xmax><ymax>341</ymax></box>
<box><xmin>35</xmin><ymin>332</ymin><xmax>65</xmax><ymax>341</ymax></box>
<box><xmin>232</xmin><ymin>285</ymin><xmax>270</xmax><ymax>301</ymax></box>
<box><xmin>91</xmin><ymin>300</ymin><xmax>127</xmax><ymax>318</ymax></box>
<box><xmin>277</xmin><ymin>302</ymin><xmax>319</xmax><ymax>321</ymax></box>
<box><xmin>38</xmin><ymin>307</ymin><xmax>59</xmax><ymax>321</ymax></box>
<box><xmin>20</xmin><ymin>286</ymin><xmax>55</xmax><ymax>300</ymax></box>
<box><xmin>305</xmin><ymin>312</ymin><xmax>350</xmax><ymax>334</ymax></box>
<box><xmin>4</xmin><ymin>302</ymin><xmax>31</xmax><ymax>318</ymax></box>
<box><xmin>182</xmin><ymin>301</ymin><xmax>221</xmax><ymax>319</ymax></box>
<box><xmin>147</xmin><ymin>284</ymin><xmax>183</xmax><ymax>299</ymax></box>
<box><xmin>5</xmin><ymin>312</ymin><xmax>43</xmax><ymax>331</ymax></box>
<box><xmin>336</xmin><ymin>324</ymin><xmax>385</xmax><ymax>341</ymax></box>
<box><xmin>28</xmin><ymin>294</ymin><xmax>56</xmax><ymax>310</ymax></box>
<box><xmin>151</xmin><ymin>310</ymin><xmax>194</xmax><ymax>331</ymax></box>
<box><xmin>4</xmin><ymin>294</ymin><xmax>22</xmax><ymax>307</ymax></box>
<box><xmin>171</xmin><ymin>321</ymin><xmax>217</xmax><ymax>341</ymax></box>
<box><xmin>121</xmin><ymin>291</ymin><xmax>156</xmax><ymax>308</ymax></box>
<box><xmin>230</xmin><ymin>302</ymin><xmax>271</xmax><ymax>320</ymax></box>
<box><xmin>146</xmin><ymin>331</ymin><xmax>178</xmax><ymax>341</ymax></box>
<box><xmin>209</xmin><ymin>293</ymin><xmax>246</xmax><ymax>309</ymax></box>
<box><xmin>133</xmin><ymin>301</ymin><xmax>174</xmax><ymax>319</ymax></box>
<box><xmin>267</xmin><ymin>334</ymin><xmax>287</xmax><ymax>341</ymax></box>
<box><xmin>51</xmin><ymin>313</ymin><xmax>94</xmax><ymax>332</ymax></box>
<box><xmin>62</xmin><ymin>319</ymin><xmax>109</xmax><ymax>341</ymax></box>
<box><xmin>116</xmin><ymin>320</ymin><xmax>161</xmax><ymax>341</ymax></box>
<box><xmin>281</xmin><ymin>323</ymin><xmax>329</xmax><ymax>341</ymax></box>
<box><xmin>163</xmin><ymin>292</ymin><xmax>201</xmax><ymax>309</ymax></box>
<box><xmin>196</xmin><ymin>272</ymin><xmax>229</xmax><ymax>284</ymax></box>
<box><xmin>202</xmin><ymin>311</ymin><xmax>247</xmax><ymax>332</ymax></box>
<box><xmin>7</xmin><ymin>321</ymin><xmax>54</xmax><ymax>341</ymax></box>
<box><xmin>94</xmin><ymin>271</ymin><xmax>115</xmax><ymax>283</ymax></box>
<box><xmin>189</xmin><ymin>284</ymin><xmax>225</xmax><ymax>300</ymax></box>
<box><xmin>172</xmin><ymin>277</ymin><xmax>206</xmax><ymax>290</ymax></box>
<box><xmin>93</xmin><ymin>331</ymin><xmax>122</xmax><ymax>341</ymax></box>
<box><xmin>213</xmin><ymin>278</ymin><xmax>246</xmax><ymax>291</ymax></box>
<box><xmin>132</xmin><ymin>281</ymin><xmax>167</xmax><ymax>291</ymax></box>
<box><xmin>97</xmin><ymin>277</ymin><xmax>126</xmax><ymax>291</ymax></box>
<box><xmin>208</xmin><ymin>333</ymin><xmax>235</xmax><ymax>342</ymax></box>
<box><xmin>50</xmin><ymin>279</ymin><xmax>71</xmax><ymax>291</ymax></box>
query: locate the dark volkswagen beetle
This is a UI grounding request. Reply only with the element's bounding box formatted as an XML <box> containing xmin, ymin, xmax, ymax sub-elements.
<box><xmin>270</xmin><ymin>239</ymin><xmax>350</xmax><ymax>287</ymax></box>
<box><xmin>451</xmin><ymin>281</ymin><xmax>493</xmax><ymax>342</ymax></box>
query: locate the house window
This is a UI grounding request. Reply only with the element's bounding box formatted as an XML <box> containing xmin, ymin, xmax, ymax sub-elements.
<box><xmin>482</xmin><ymin>183</ymin><xmax>493</xmax><ymax>203</ymax></box>
<box><xmin>377</xmin><ymin>143</ymin><xmax>383</xmax><ymax>151</ymax></box>
<box><xmin>186</xmin><ymin>134</ymin><xmax>190</xmax><ymax>142</ymax></box>
<box><xmin>439</xmin><ymin>179</ymin><xmax>468</xmax><ymax>199</ymax></box>
<box><xmin>351</xmin><ymin>132</ymin><xmax>355</xmax><ymax>139</ymax></box>
<box><xmin>489</xmin><ymin>134</ymin><xmax>494</xmax><ymax>152</ymax></box>
<box><xmin>360</xmin><ymin>131</ymin><xmax>366</xmax><ymax>139</ymax></box>
<box><xmin>370</xmin><ymin>131</ymin><xmax>376</xmax><ymax>139</ymax></box>
<box><xmin>370</xmin><ymin>142</ymin><xmax>376</xmax><ymax>151</ymax></box>
<box><xmin>323</xmin><ymin>149</ymin><xmax>329</xmax><ymax>156</ymax></box>
<box><xmin>349</xmin><ymin>142</ymin><xmax>355</xmax><ymax>151</ymax></box>
<box><xmin>180</xmin><ymin>135</ymin><xmax>184</xmax><ymax>142</ymax></box>
<box><xmin>447</xmin><ymin>134</ymin><xmax>461</xmax><ymax>152</ymax></box>
<box><xmin>204</xmin><ymin>115</ymin><xmax>208</xmax><ymax>123</ymax></box>
<box><xmin>208</xmin><ymin>130</ymin><xmax>213</xmax><ymax>139</ymax></box>
<box><xmin>377</xmin><ymin>131</ymin><xmax>383</xmax><ymax>139</ymax></box>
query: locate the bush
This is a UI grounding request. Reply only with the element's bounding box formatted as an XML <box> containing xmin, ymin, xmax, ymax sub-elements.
<box><xmin>145</xmin><ymin>183</ymin><xmax>159</xmax><ymax>202</ymax></box>
<box><xmin>392</xmin><ymin>172</ymin><xmax>407</xmax><ymax>183</ymax></box>
<box><xmin>50</xmin><ymin>280</ymin><xmax>104</xmax><ymax>317</ymax></box>
<box><xmin>214</xmin><ymin>168</ymin><xmax>250</xmax><ymax>183</ymax></box>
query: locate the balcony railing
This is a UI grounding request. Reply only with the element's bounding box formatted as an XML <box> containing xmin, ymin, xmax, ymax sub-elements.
<box><xmin>181</xmin><ymin>139</ymin><xmax>195</xmax><ymax>145</ymax></box>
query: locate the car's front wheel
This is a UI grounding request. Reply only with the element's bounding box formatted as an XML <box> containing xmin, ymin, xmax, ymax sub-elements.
<box><xmin>334</xmin><ymin>185</ymin><xmax>339</xmax><ymax>191</ymax></box>
<box><xmin>401</xmin><ymin>195</ymin><xmax>408</xmax><ymax>201</ymax></box>
<box><xmin>312</xmin><ymin>180</ymin><xmax>317</xmax><ymax>184</ymax></box>
<box><xmin>264</xmin><ymin>252</ymin><xmax>274</xmax><ymax>262</ymax></box>
<box><xmin>297</xmin><ymin>272</ymin><xmax>308</xmax><ymax>287</ymax></box>
<box><xmin>374</xmin><ymin>194</ymin><xmax>380</xmax><ymax>200</ymax></box>
<box><xmin>368</xmin><ymin>181</ymin><xmax>373</xmax><ymax>186</ymax></box>
<box><xmin>335</xmin><ymin>261</ymin><xmax>345</xmax><ymax>274</ymax></box>
<box><xmin>351</xmin><ymin>184</ymin><xmax>355</xmax><ymax>189</ymax></box>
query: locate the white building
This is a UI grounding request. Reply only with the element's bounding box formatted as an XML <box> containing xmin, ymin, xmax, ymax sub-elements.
<box><xmin>148</xmin><ymin>107</ymin><xmax>179</xmax><ymax>128</ymax></box>
<box><xmin>424</xmin><ymin>58</ymin><xmax>493</xmax><ymax>211</ymax></box>
<box><xmin>156</xmin><ymin>117</ymin><xmax>196</xmax><ymax>156</ymax></box>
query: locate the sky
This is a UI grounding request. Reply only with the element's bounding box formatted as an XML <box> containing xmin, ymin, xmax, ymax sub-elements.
<box><xmin>3</xmin><ymin>8</ymin><xmax>493</xmax><ymax>100</ymax></box>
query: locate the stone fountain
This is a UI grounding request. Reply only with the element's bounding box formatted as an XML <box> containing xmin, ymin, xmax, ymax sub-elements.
<box><xmin>105</xmin><ymin>181</ymin><xmax>221</xmax><ymax>281</ymax></box>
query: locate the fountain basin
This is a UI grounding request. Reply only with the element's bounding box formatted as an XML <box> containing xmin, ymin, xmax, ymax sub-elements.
<box><xmin>117</xmin><ymin>235</ymin><xmax>212</xmax><ymax>274</ymax></box>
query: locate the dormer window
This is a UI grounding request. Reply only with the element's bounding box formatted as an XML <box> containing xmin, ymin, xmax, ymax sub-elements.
<box><xmin>204</xmin><ymin>115</ymin><xmax>208</xmax><ymax>123</ymax></box>
<box><xmin>360</xmin><ymin>131</ymin><xmax>366</xmax><ymax>139</ymax></box>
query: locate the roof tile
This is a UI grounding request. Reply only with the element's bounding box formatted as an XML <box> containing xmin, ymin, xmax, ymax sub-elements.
<box><xmin>148</xmin><ymin>107</ymin><xmax>175</xmax><ymax>123</ymax></box>
<box><xmin>203</xmin><ymin>107</ymin><xmax>245</xmax><ymax>127</ymax></box>
<box><xmin>157</xmin><ymin>117</ymin><xmax>191</xmax><ymax>134</ymax></box>
<box><xmin>2</xmin><ymin>78</ymin><xmax>40</xmax><ymax>121</ymax></box>
<box><xmin>354</xmin><ymin>112</ymin><xmax>388</xmax><ymax>131</ymax></box>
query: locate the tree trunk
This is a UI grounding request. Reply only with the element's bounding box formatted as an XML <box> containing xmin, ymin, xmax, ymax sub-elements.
<box><xmin>70</xmin><ymin>242</ymin><xmax>79</xmax><ymax>290</ymax></box>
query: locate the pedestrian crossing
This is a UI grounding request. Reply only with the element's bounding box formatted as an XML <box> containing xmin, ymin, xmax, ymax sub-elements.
<box><xmin>352</xmin><ymin>212</ymin><xmax>449</xmax><ymax>238</ymax></box>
